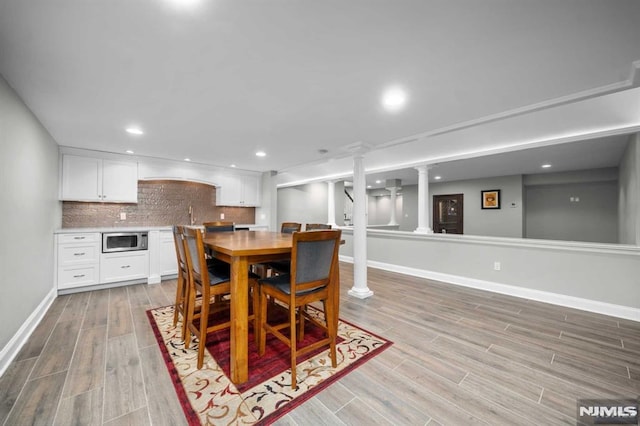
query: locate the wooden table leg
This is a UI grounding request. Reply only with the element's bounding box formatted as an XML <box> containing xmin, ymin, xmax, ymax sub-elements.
<box><xmin>230</xmin><ymin>256</ymin><xmax>249</xmax><ymax>384</ymax></box>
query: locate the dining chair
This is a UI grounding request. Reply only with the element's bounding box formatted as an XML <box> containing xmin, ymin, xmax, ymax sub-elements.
<box><xmin>182</xmin><ymin>226</ymin><xmax>260</xmax><ymax>369</ymax></box>
<box><xmin>305</xmin><ymin>223</ymin><xmax>332</xmax><ymax>231</ymax></box>
<box><xmin>280</xmin><ymin>222</ymin><xmax>302</xmax><ymax>234</ymax></box>
<box><xmin>203</xmin><ymin>221</ymin><xmax>235</xmax><ymax>234</ymax></box>
<box><xmin>257</xmin><ymin>229</ymin><xmax>342</xmax><ymax>389</ymax></box>
<box><xmin>264</xmin><ymin>222</ymin><xmax>302</xmax><ymax>276</ymax></box>
<box><xmin>171</xmin><ymin>225</ymin><xmax>190</xmax><ymax>340</ymax></box>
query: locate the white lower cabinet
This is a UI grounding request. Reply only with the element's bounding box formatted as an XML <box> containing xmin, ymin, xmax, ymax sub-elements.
<box><xmin>159</xmin><ymin>230</ymin><xmax>178</xmax><ymax>276</ymax></box>
<box><xmin>57</xmin><ymin>232</ymin><xmax>101</xmax><ymax>290</ymax></box>
<box><xmin>59</xmin><ymin>266</ymin><xmax>100</xmax><ymax>289</ymax></box>
<box><xmin>57</xmin><ymin>228</ymin><xmax>173</xmax><ymax>292</ymax></box>
<box><xmin>100</xmin><ymin>251</ymin><xmax>149</xmax><ymax>284</ymax></box>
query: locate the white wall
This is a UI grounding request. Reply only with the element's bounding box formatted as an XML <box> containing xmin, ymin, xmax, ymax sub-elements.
<box><xmin>618</xmin><ymin>134</ymin><xmax>639</xmax><ymax>245</ymax></box>
<box><xmin>0</xmin><ymin>76</ymin><xmax>61</xmax><ymax>360</ymax></box>
<box><xmin>256</xmin><ymin>171</ymin><xmax>278</xmax><ymax>231</ymax></box>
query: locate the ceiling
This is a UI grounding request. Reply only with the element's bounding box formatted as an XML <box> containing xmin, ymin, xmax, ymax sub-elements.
<box><xmin>363</xmin><ymin>134</ymin><xmax>631</xmax><ymax>187</ymax></box>
<box><xmin>1</xmin><ymin>0</ymin><xmax>640</xmax><ymax>186</ymax></box>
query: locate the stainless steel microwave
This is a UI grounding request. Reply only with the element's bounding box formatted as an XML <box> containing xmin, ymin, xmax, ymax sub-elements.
<box><xmin>102</xmin><ymin>232</ymin><xmax>148</xmax><ymax>253</ymax></box>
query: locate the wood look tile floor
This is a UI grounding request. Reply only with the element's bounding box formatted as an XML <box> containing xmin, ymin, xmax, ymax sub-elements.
<box><xmin>1</xmin><ymin>263</ymin><xmax>639</xmax><ymax>425</ymax></box>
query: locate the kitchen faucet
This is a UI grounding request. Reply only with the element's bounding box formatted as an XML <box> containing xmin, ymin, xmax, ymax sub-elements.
<box><xmin>189</xmin><ymin>205</ymin><xmax>195</xmax><ymax>225</ymax></box>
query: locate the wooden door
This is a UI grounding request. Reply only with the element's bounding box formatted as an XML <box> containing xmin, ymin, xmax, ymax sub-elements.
<box><xmin>433</xmin><ymin>194</ymin><xmax>464</xmax><ymax>234</ymax></box>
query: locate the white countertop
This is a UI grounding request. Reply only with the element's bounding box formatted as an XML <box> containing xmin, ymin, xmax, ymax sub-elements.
<box><xmin>55</xmin><ymin>224</ymin><xmax>265</xmax><ymax>234</ymax></box>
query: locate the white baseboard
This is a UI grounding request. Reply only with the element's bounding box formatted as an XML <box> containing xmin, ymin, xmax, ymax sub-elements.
<box><xmin>339</xmin><ymin>255</ymin><xmax>640</xmax><ymax>322</ymax></box>
<box><xmin>0</xmin><ymin>287</ymin><xmax>57</xmax><ymax>378</ymax></box>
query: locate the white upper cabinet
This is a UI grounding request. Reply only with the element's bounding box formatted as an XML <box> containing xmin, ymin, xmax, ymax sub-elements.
<box><xmin>216</xmin><ymin>173</ymin><xmax>261</xmax><ymax>207</ymax></box>
<box><xmin>61</xmin><ymin>155</ymin><xmax>138</xmax><ymax>202</ymax></box>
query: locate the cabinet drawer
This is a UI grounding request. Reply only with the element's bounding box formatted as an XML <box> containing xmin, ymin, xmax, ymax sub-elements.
<box><xmin>100</xmin><ymin>251</ymin><xmax>149</xmax><ymax>283</ymax></box>
<box><xmin>59</xmin><ymin>244</ymin><xmax>100</xmax><ymax>265</ymax></box>
<box><xmin>58</xmin><ymin>265</ymin><xmax>99</xmax><ymax>289</ymax></box>
<box><xmin>59</xmin><ymin>233</ymin><xmax>100</xmax><ymax>244</ymax></box>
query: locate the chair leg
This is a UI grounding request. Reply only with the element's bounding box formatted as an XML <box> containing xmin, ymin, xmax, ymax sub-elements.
<box><xmin>297</xmin><ymin>306</ymin><xmax>305</xmax><ymax>342</ymax></box>
<box><xmin>173</xmin><ymin>275</ymin><xmax>183</xmax><ymax>326</ymax></box>
<box><xmin>180</xmin><ymin>280</ymin><xmax>189</xmax><ymax>342</ymax></box>
<box><xmin>290</xmin><ymin>304</ymin><xmax>298</xmax><ymax>390</ymax></box>
<box><xmin>197</xmin><ymin>291</ymin><xmax>209</xmax><ymax>369</ymax></box>
<box><xmin>184</xmin><ymin>282</ymin><xmax>196</xmax><ymax>349</ymax></box>
<box><xmin>324</xmin><ymin>298</ymin><xmax>338</xmax><ymax>368</ymax></box>
<box><xmin>252</xmin><ymin>281</ymin><xmax>260</xmax><ymax>347</ymax></box>
<box><xmin>258</xmin><ymin>290</ymin><xmax>268</xmax><ymax>356</ymax></box>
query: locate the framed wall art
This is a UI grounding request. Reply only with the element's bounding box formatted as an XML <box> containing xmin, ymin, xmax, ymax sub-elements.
<box><xmin>481</xmin><ymin>189</ymin><xmax>501</xmax><ymax>209</ymax></box>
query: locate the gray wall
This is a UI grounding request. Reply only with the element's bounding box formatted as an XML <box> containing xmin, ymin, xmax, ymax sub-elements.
<box><xmin>431</xmin><ymin>175</ymin><xmax>524</xmax><ymax>238</ymax></box>
<box><xmin>524</xmin><ymin>168</ymin><xmax>619</xmax><ymax>243</ymax></box>
<box><xmin>0</xmin><ymin>76</ymin><xmax>61</xmax><ymax>353</ymax></box>
<box><xmin>618</xmin><ymin>134</ymin><xmax>639</xmax><ymax>245</ymax></box>
<box><xmin>334</xmin><ymin>181</ymin><xmax>345</xmax><ymax>226</ymax></box>
<box><xmin>277</xmin><ymin>182</ymin><xmax>329</xmax><ymax>226</ymax></box>
<box><xmin>366</xmin><ymin>176</ymin><xmax>524</xmax><ymax>236</ymax></box>
<box><xmin>525</xmin><ymin>181</ymin><xmax>618</xmax><ymax>243</ymax></box>
<box><xmin>367</xmin><ymin>190</ymin><xmax>402</xmax><ymax>226</ymax></box>
<box><xmin>339</xmin><ymin>230</ymin><xmax>640</xmax><ymax>311</ymax></box>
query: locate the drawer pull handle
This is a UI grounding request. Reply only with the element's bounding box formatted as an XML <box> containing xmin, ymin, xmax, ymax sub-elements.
<box><xmin>121</xmin><ymin>265</ymin><xmax>130</xmax><ymax>269</ymax></box>
<box><xmin>73</xmin><ymin>236</ymin><xmax>85</xmax><ymax>240</ymax></box>
<box><xmin>73</xmin><ymin>252</ymin><xmax>85</xmax><ymax>256</ymax></box>
<box><xmin>73</xmin><ymin>274</ymin><xmax>85</xmax><ymax>278</ymax></box>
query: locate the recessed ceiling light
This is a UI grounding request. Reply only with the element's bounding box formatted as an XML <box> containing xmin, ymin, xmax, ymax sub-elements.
<box><xmin>434</xmin><ymin>176</ymin><xmax>442</xmax><ymax>180</ymax></box>
<box><xmin>256</xmin><ymin>151</ymin><xmax>266</xmax><ymax>157</ymax></box>
<box><xmin>541</xmin><ymin>164</ymin><xmax>552</xmax><ymax>168</ymax></box>
<box><xmin>381</xmin><ymin>86</ymin><xmax>408</xmax><ymax>112</ymax></box>
<box><xmin>184</xmin><ymin>158</ymin><xmax>191</xmax><ymax>162</ymax></box>
<box><xmin>230</xmin><ymin>164</ymin><xmax>237</xmax><ymax>168</ymax></box>
<box><xmin>163</xmin><ymin>0</ymin><xmax>201</xmax><ymax>10</ymax></box>
<box><xmin>367</xmin><ymin>185</ymin><xmax>372</xmax><ymax>189</ymax></box>
<box><xmin>375</xmin><ymin>180</ymin><xmax>382</xmax><ymax>184</ymax></box>
<box><xmin>125</xmin><ymin>150</ymin><xmax>134</xmax><ymax>154</ymax></box>
<box><xmin>125</xmin><ymin>127</ymin><xmax>144</xmax><ymax>135</ymax></box>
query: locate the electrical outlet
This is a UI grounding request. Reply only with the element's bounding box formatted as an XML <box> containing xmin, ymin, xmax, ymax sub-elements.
<box><xmin>494</xmin><ymin>261</ymin><xmax>501</xmax><ymax>271</ymax></box>
<box><xmin>120</xmin><ymin>212</ymin><xmax>126</xmax><ymax>220</ymax></box>
<box><xmin>220</xmin><ymin>213</ymin><xmax>225</xmax><ymax>219</ymax></box>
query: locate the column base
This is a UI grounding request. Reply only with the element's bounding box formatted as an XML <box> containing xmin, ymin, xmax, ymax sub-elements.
<box><xmin>414</xmin><ymin>227</ymin><xmax>433</xmax><ymax>234</ymax></box>
<box><xmin>348</xmin><ymin>287</ymin><xmax>374</xmax><ymax>299</ymax></box>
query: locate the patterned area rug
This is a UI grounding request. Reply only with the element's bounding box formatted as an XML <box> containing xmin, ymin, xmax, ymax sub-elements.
<box><xmin>147</xmin><ymin>305</ymin><xmax>392</xmax><ymax>425</ymax></box>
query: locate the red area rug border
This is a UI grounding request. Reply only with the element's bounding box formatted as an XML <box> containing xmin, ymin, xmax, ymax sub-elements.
<box><xmin>146</xmin><ymin>306</ymin><xmax>393</xmax><ymax>425</ymax></box>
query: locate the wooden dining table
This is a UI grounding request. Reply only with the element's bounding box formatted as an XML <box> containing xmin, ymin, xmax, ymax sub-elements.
<box><xmin>203</xmin><ymin>230</ymin><xmax>341</xmax><ymax>384</ymax></box>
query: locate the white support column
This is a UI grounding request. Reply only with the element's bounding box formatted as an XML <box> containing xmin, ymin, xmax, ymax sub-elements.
<box><xmin>388</xmin><ymin>187</ymin><xmax>398</xmax><ymax>226</ymax></box>
<box><xmin>327</xmin><ymin>180</ymin><xmax>336</xmax><ymax>226</ymax></box>
<box><xmin>415</xmin><ymin>165</ymin><xmax>433</xmax><ymax>234</ymax></box>
<box><xmin>348</xmin><ymin>152</ymin><xmax>373</xmax><ymax>299</ymax></box>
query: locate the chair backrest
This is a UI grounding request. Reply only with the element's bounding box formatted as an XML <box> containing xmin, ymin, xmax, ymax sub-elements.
<box><xmin>305</xmin><ymin>223</ymin><xmax>332</xmax><ymax>231</ymax></box>
<box><xmin>182</xmin><ymin>226</ymin><xmax>209</xmax><ymax>288</ymax></box>
<box><xmin>203</xmin><ymin>221</ymin><xmax>235</xmax><ymax>235</ymax></box>
<box><xmin>172</xmin><ymin>225</ymin><xmax>188</xmax><ymax>275</ymax></box>
<box><xmin>290</xmin><ymin>230</ymin><xmax>342</xmax><ymax>293</ymax></box>
<box><xmin>280</xmin><ymin>222</ymin><xmax>302</xmax><ymax>234</ymax></box>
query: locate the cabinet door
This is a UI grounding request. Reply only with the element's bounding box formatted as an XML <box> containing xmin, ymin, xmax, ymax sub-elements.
<box><xmin>102</xmin><ymin>160</ymin><xmax>138</xmax><ymax>202</ymax></box>
<box><xmin>61</xmin><ymin>155</ymin><xmax>102</xmax><ymax>201</ymax></box>
<box><xmin>100</xmin><ymin>251</ymin><xmax>149</xmax><ymax>283</ymax></box>
<box><xmin>58</xmin><ymin>265</ymin><xmax>99</xmax><ymax>289</ymax></box>
<box><xmin>216</xmin><ymin>174</ymin><xmax>243</xmax><ymax>206</ymax></box>
<box><xmin>241</xmin><ymin>174</ymin><xmax>261</xmax><ymax>206</ymax></box>
<box><xmin>159</xmin><ymin>231</ymin><xmax>178</xmax><ymax>276</ymax></box>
